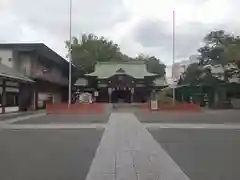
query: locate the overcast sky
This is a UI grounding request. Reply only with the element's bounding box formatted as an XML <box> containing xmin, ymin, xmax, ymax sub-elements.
<box><xmin>1</xmin><ymin>0</ymin><xmax>240</xmax><ymax>65</ymax></box>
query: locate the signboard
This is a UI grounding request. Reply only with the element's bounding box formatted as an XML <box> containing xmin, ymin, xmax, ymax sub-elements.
<box><xmin>151</xmin><ymin>100</ymin><xmax>158</xmax><ymax>110</ymax></box>
<box><xmin>6</xmin><ymin>87</ymin><xmax>19</xmax><ymax>93</ymax></box>
<box><xmin>98</xmin><ymin>84</ymin><xmax>107</xmax><ymax>88</ymax></box>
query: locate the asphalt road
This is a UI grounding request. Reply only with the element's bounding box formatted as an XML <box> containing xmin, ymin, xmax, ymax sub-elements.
<box><xmin>0</xmin><ymin>129</ymin><xmax>103</xmax><ymax>180</ymax></box>
<box><xmin>136</xmin><ymin>110</ymin><xmax>240</xmax><ymax>124</ymax></box>
<box><xmin>14</xmin><ymin>114</ymin><xmax>110</xmax><ymax>124</ymax></box>
<box><xmin>149</xmin><ymin>128</ymin><xmax>240</xmax><ymax>180</ymax></box>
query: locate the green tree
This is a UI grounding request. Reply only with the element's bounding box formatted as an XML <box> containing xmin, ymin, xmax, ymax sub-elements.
<box><xmin>65</xmin><ymin>33</ymin><xmax>126</xmax><ymax>74</ymax></box>
<box><xmin>178</xmin><ymin>63</ymin><xmax>202</xmax><ymax>85</ymax></box>
<box><xmin>223</xmin><ymin>42</ymin><xmax>240</xmax><ymax>68</ymax></box>
<box><xmin>136</xmin><ymin>54</ymin><xmax>166</xmax><ymax>76</ymax></box>
<box><xmin>198</xmin><ymin>30</ymin><xmax>231</xmax><ymax>65</ymax></box>
<box><xmin>198</xmin><ymin>30</ymin><xmax>240</xmax><ymax>67</ymax></box>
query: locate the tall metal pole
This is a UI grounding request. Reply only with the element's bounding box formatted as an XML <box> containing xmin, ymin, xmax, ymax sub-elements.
<box><xmin>68</xmin><ymin>0</ymin><xmax>72</xmax><ymax>106</ymax></box>
<box><xmin>172</xmin><ymin>10</ymin><xmax>176</xmax><ymax>104</ymax></box>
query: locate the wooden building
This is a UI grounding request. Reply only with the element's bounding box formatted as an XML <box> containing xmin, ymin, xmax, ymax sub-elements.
<box><xmin>0</xmin><ymin>64</ymin><xmax>34</xmax><ymax>113</ymax></box>
<box><xmin>0</xmin><ymin>43</ymin><xmax>73</xmax><ymax>110</ymax></box>
<box><xmin>75</xmin><ymin>61</ymin><xmax>167</xmax><ymax>103</ymax></box>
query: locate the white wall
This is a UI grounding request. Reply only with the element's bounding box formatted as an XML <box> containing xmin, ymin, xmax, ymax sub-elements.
<box><xmin>5</xmin><ymin>107</ymin><xmax>19</xmax><ymax>113</ymax></box>
<box><xmin>0</xmin><ymin>50</ymin><xmax>13</xmax><ymax>68</ymax></box>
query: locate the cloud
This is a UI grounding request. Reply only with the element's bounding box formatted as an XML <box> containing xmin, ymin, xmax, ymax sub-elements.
<box><xmin>11</xmin><ymin>0</ymin><xmax>129</xmax><ymax>37</ymax></box>
<box><xmin>133</xmin><ymin>19</ymin><xmax>171</xmax><ymax>48</ymax></box>
<box><xmin>0</xmin><ymin>0</ymin><xmax>129</xmax><ymax>57</ymax></box>
<box><xmin>1</xmin><ymin>0</ymin><xmax>240</xmax><ymax>64</ymax></box>
<box><xmin>114</xmin><ymin>0</ymin><xmax>240</xmax><ymax>63</ymax></box>
<box><xmin>130</xmin><ymin>19</ymin><xmax>210</xmax><ymax>62</ymax></box>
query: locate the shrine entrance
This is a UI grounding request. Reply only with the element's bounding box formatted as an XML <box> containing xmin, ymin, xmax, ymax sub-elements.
<box><xmin>111</xmin><ymin>88</ymin><xmax>131</xmax><ymax>103</ymax></box>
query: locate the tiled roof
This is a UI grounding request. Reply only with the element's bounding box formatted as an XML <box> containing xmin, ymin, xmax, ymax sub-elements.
<box><xmin>87</xmin><ymin>61</ymin><xmax>157</xmax><ymax>79</ymax></box>
<box><xmin>154</xmin><ymin>77</ymin><xmax>168</xmax><ymax>87</ymax></box>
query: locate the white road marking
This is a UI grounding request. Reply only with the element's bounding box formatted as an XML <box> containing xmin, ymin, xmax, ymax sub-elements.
<box><xmin>0</xmin><ymin>124</ymin><xmax>106</xmax><ymax>130</ymax></box>
<box><xmin>0</xmin><ymin>113</ymin><xmax>45</xmax><ymax>125</ymax></box>
<box><xmin>86</xmin><ymin>113</ymin><xmax>190</xmax><ymax>180</ymax></box>
<box><xmin>144</xmin><ymin>123</ymin><xmax>240</xmax><ymax>129</ymax></box>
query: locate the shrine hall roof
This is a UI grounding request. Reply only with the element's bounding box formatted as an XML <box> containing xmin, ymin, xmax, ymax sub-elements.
<box><xmin>87</xmin><ymin>61</ymin><xmax>157</xmax><ymax>79</ymax></box>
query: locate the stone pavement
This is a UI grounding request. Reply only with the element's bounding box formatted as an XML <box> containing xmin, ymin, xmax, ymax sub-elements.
<box><xmin>86</xmin><ymin>113</ymin><xmax>190</xmax><ymax>180</ymax></box>
<box><xmin>1</xmin><ymin>111</ymin><xmax>239</xmax><ymax>180</ymax></box>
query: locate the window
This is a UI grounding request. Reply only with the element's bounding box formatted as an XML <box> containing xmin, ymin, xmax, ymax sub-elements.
<box><xmin>6</xmin><ymin>93</ymin><xmax>19</xmax><ymax>107</ymax></box>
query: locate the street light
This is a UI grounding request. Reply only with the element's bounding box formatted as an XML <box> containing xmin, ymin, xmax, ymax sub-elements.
<box><xmin>68</xmin><ymin>0</ymin><xmax>72</xmax><ymax>106</ymax></box>
<box><xmin>172</xmin><ymin>10</ymin><xmax>176</xmax><ymax>104</ymax></box>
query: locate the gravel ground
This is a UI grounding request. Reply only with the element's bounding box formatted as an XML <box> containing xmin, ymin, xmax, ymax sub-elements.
<box><xmin>149</xmin><ymin>128</ymin><xmax>240</xmax><ymax>180</ymax></box>
<box><xmin>0</xmin><ymin>129</ymin><xmax>103</xmax><ymax>180</ymax></box>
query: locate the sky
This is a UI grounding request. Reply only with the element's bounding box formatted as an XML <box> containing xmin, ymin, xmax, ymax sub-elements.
<box><xmin>1</xmin><ymin>0</ymin><xmax>240</xmax><ymax>65</ymax></box>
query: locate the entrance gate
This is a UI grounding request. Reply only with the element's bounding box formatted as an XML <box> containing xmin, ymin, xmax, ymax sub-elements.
<box><xmin>111</xmin><ymin>89</ymin><xmax>131</xmax><ymax>103</ymax></box>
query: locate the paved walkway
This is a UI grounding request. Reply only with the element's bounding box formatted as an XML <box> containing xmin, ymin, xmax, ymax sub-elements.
<box><xmin>1</xmin><ymin>112</ymin><xmax>239</xmax><ymax>180</ymax></box>
<box><xmin>86</xmin><ymin>113</ymin><xmax>190</xmax><ymax>180</ymax></box>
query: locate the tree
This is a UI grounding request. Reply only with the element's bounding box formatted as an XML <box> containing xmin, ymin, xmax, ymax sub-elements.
<box><xmin>196</xmin><ymin>30</ymin><xmax>240</xmax><ymax>82</ymax></box>
<box><xmin>65</xmin><ymin>33</ymin><xmax>126</xmax><ymax>74</ymax></box>
<box><xmin>135</xmin><ymin>54</ymin><xmax>166</xmax><ymax>76</ymax></box>
<box><xmin>198</xmin><ymin>30</ymin><xmax>232</xmax><ymax>66</ymax></box>
<box><xmin>66</xmin><ymin>33</ymin><xmax>166</xmax><ymax>76</ymax></box>
<box><xmin>223</xmin><ymin>43</ymin><xmax>240</xmax><ymax>68</ymax></box>
<box><xmin>178</xmin><ymin>63</ymin><xmax>202</xmax><ymax>85</ymax></box>
<box><xmin>198</xmin><ymin>30</ymin><xmax>240</xmax><ymax>67</ymax></box>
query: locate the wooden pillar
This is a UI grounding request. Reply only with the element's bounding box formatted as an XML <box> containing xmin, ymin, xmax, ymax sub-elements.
<box><xmin>32</xmin><ymin>90</ymin><xmax>37</xmax><ymax>110</ymax></box>
<box><xmin>35</xmin><ymin>88</ymin><xmax>39</xmax><ymax>110</ymax></box>
<box><xmin>2</xmin><ymin>80</ymin><xmax>6</xmax><ymax>114</ymax></box>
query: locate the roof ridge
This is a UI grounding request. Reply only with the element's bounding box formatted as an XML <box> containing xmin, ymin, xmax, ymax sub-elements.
<box><xmin>97</xmin><ymin>60</ymin><xmax>146</xmax><ymax>65</ymax></box>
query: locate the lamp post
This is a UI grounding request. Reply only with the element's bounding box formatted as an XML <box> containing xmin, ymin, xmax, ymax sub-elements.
<box><xmin>172</xmin><ymin>10</ymin><xmax>176</xmax><ymax>104</ymax></box>
<box><xmin>68</xmin><ymin>0</ymin><xmax>72</xmax><ymax>106</ymax></box>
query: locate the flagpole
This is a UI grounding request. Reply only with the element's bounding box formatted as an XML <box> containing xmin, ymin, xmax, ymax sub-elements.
<box><xmin>68</xmin><ymin>0</ymin><xmax>72</xmax><ymax>106</ymax></box>
<box><xmin>172</xmin><ymin>10</ymin><xmax>176</xmax><ymax>104</ymax></box>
